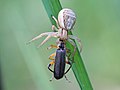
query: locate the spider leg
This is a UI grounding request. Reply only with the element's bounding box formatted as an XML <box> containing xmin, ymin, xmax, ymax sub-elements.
<box><xmin>27</xmin><ymin>32</ymin><xmax>52</xmax><ymax>44</ymax></box>
<box><xmin>52</xmin><ymin>16</ymin><xmax>60</xmax><ymax>28</ymax></box>
<box><xmin>52</xmin><ymin>25</ymin><xmax>58</xmax><ymax>32</ymax></box>
<box><xmin>68</xmin><ymin>38</ymin><xmax>77</xmax><ymax>57</ymax></box>
<box><xmin>68</xmin><ymin>35</ymin><xmax>82</xmax><ymax>52</ymax></box>
<box><xmin>37</xmin><ymin>32</ymin><xmax>58</xmax><ymax>47</ymax></box>
<box><xmin>37</xmin><ymin>35</ymin><xmax>51</xmax><ymax>48</ymax></box>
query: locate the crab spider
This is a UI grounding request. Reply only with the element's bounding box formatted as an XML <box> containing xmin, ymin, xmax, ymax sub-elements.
<box><xmin>28</xmin><ymin>8</ymin><xmax>82</xmax><ymax>53</ymax></box>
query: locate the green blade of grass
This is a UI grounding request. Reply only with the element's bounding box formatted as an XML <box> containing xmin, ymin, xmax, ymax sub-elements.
<box><xmin>41</xmin><ymin>0</ymin><xmax>93</xmax><ymax>90</ymax></box>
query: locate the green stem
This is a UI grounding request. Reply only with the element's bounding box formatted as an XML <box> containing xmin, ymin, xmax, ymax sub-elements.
<box><xmin>41</xmin><ymin>0</ymin><xmax>93</xmax><ymax>90</ymax></box>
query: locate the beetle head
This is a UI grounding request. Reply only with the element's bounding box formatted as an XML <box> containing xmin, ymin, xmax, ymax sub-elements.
<box><xmin>58</xmin><ymin>8</ymin><xmax>76</xmax><ymax>30</ymax></box>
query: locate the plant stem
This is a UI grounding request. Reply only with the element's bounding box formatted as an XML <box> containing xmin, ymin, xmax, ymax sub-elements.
<box><xmin>41</xmin><ymin>0</ymin><xmax>93</xmax><ymax>90</ymax></box>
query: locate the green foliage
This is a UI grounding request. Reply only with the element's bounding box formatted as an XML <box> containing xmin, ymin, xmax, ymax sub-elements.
<box><xmin>42</xmin><ymin>0</ymin><xmax>93</xmax><ymax>90</ymax></box>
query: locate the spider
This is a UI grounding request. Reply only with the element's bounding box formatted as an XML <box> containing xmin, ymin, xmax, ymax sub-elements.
<box><xmin>28</xmin><ymin>8</ymin><xmax>82</xmax><ymax>55</ymax></box>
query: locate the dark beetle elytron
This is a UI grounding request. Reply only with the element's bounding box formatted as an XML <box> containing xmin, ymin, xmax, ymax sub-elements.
<box><xmin>48</xmin><ymin>40</ymin><xmax>72</xmax><ymax>81</ymax></box>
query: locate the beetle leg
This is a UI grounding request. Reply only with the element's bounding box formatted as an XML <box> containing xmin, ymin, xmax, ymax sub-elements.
<box><xmin>64</xmin><ymin>61</ymin><xmax>72</xmax><ymax>75</ymax></box>
<box><xmin>68</xmin><ymin>35</ymin><xmax>82</xmax><ymax>52</ymax></box>
<box><xmin>49</xmin><ymin>75</ymin><xmax>54</xmax><ymax>82</ymax></box>
<box><xmin>68</xmin><ymin>38</ymin><xmax>77</xmax><ymax>57</ymax></box>
<box><xmin>49</xmin><ymin>53</ymin><xmax>55</xmax><ymax>60</ymax></box>
<box><xmin>48</xmin><ymin>61</ymin><xmax>55</xmax><ymax>81</ymax></box>
<box><xmin>66</xmin><ymin>48</ymin><xmax>72</xmax><ymax>60</ymax></box>
<box><xmin>64</xmin><ymin>75</ymin><xmax>71</xmax><ymax>83</ymax></box>
<box><xmin>64</xmin><ymin>61</ymin><xmax>72</xmax><ymax>83</ymax></box>
<box><xmin>47</xmin><ymin>45</ymin><xmax>58</xmax><ymax>50</ymax></box>
<box><xmin>52</xmin><ymin>16</ymin><xmax>60</xmax><ymax>28</ymax></box>
<box><xmin>48</xmin><ymin>60</ymin><xmax>55</xmax><ymax>73</ymax></box>
<box><xmin>49</xmin><ymin>53</ymin><xmax>56</xmax><ymax>60</ymax></box>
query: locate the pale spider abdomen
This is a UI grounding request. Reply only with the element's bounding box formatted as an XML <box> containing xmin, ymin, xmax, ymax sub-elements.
<box><xmin>58</xmin><ymin>8</ymin><xmax>76</xmax><ymax>30</ymax></box>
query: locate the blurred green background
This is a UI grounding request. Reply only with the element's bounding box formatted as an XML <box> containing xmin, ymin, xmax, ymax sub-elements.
<box><xmin>0</xmin><ymin>0</ymin><xmax>120</xmax><ymax>90</ymax></box>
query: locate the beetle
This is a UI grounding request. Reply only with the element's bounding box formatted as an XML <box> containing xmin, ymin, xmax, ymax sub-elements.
<box><xmin>48</xmin><ymin>40</ymin><xmax>72</xmax><ymax>81</ymax></box>
<box><xmin>28</xmin><ymin>8</ymin><xmax>82</xmax><ymax>55</ymax></box>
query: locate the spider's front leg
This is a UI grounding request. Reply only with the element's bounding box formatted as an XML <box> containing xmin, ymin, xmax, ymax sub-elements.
<box><xmin>52</xmin><ymin>25</ymin><xmax>58</xmax><ymax>32</ymax></box>
<box><xmin>51</xmin><ymin>16</ymin><xmax>60</xmax><ymax>32</ymax></box>
<box><xmin>52</xmin><ymin>16</ymin><xmax>60</xmax><ymax>29</ymax></box>
<box><xmin>27</xmin><ymin>32</ymin><xmax>59</xmax><ymax>47</ymax></box>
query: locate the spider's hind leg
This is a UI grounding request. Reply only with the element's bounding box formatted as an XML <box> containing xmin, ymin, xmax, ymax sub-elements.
<box><xmin>68</xmin><ymin>35</ymin><xmax>82</xmax><ymax>53</ymax></box>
